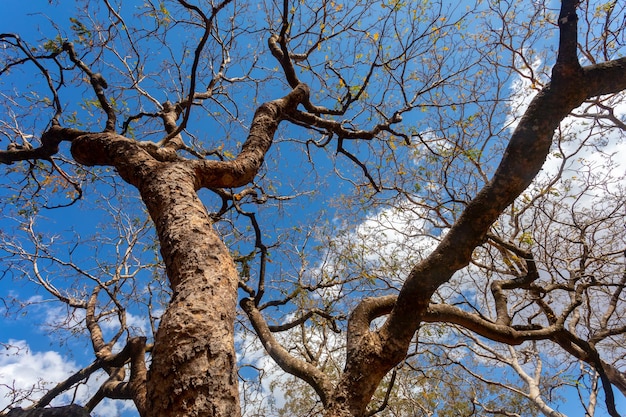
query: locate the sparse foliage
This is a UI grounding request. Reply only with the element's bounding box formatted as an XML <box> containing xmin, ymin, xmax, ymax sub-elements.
<box><xmin>1</xmin><ymin>1</ymin><xmax>625</xmax><ymax>417</ymax></box>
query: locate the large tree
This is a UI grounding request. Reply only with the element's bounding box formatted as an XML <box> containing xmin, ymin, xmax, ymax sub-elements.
<box><xmin>1</xmin><ymin>0</ymin><xmax>625</xmax><ymax>416</ymax></box>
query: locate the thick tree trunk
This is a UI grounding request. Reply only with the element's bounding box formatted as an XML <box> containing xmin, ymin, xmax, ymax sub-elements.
<box><xmin>138</xmin><ymin>164</ymin><xmax>240</xmax><ymax>417</ymax></box>
<box><xmin>66</xmin><ymin>84</ymin><xmax>310</xmax><ymax>416</ymax></box>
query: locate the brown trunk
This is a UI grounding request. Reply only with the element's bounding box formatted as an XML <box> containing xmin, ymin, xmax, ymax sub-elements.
<box><xmin>66</xmin><ymin>84</ymin><xmax>311</xmax><ymax>416</ymax></box>
<box><xmin>138</xmin><ymin>163</ymin><xmax>240</xmax><ymax>417</ymax></box>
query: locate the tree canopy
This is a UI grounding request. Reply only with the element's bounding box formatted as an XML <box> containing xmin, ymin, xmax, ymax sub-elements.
<box><xmin>1</xmin><ymin>0</ymin><xmax>625</xmax><ymax>416</ymax></box>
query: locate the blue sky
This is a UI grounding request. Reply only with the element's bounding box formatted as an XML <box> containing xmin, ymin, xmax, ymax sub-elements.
<box><xmin>1</xmin><ymin>1</ymin><xmax>626</xmax><ymax>416</ymax></box>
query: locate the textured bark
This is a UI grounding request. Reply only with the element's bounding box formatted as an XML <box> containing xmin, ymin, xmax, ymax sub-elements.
<box><xmin>63</xmin><ymin>86</ymin><xmax>310</xmax><ymax>417</ymax></box>
<box><xmin>73</xmin><ymin>134</ymin><xmax>242</xmax><ymax>416</ymax></box>
<box><xmin>139</xmin><ymin>164</ymin><xmax>240</xmax><ymax>417</ymax></box>
<box><xmin>3</xmin><ymin>2</ymin><xmax>626</xmax><ymax>415</ymax></box>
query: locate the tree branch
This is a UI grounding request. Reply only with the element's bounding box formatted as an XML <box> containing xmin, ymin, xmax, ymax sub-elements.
<box><xmin>157</xmin><ymin>0</ymin><xmax>234</xmax><ymax>146</ymax></box>
<box><xmin>0</xmin><ymin>125</ymin><xmax>86</xmax><ymax>165</ymax></box>
<box><xmin>192</xmin><ymin>83</ymin><xmax>310</xmax><ymax>189</ymax></box>
<box><xmin>63</xmin><ymin>42</ymin><xmax>115</xmax><ymax>132</ymax></box>
<box><xmin>240</xmin><ymin>297</ymin><xmax>333</xmax><ymax>405</ymax></box>
<box><xmin>423</xmin><ymin>303</ymin><xmax>558</xmax><ymax>345</ymax></box>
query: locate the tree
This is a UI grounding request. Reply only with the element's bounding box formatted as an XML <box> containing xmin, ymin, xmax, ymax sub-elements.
<box><xmin>1</xmin><ymin>0</ymin><xmax>625</xmax><ymax>416</ymax></box>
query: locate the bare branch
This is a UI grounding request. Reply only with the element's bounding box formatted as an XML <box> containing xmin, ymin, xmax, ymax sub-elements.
<box><xmin>63</xmin><ymin>42</ymin><xmax>115</xmax><ymax>132</ymax></box>
<box><xmin>240</xmin><ymin>297</ymin><xmax>333</xmax><ymax>405</ymax></box>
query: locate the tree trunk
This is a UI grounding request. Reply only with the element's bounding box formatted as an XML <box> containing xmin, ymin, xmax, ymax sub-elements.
<box><xmin>138</xmin><ymin>163</ymin><xmax>240</xmax><ymax>417</ymax></box>
<box><xmin>66</xmin><ymin>83</ymin><xmax>311</xmax><ymax>416</ymax></box>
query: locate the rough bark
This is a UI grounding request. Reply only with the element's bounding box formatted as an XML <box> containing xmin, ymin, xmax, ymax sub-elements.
<box><xmin>139</xmin><ymin>165</ymin><xmax>240</xmax><ymax>417</ymax></box>
<box><xmin>62</xmin><ymin>85</ymin><xmax>310</xmax><ymax>417</ymax></box>
<box><xmin>1</xmin><ymin>1</ymin><xmax>625</xmax><ymax>415</ymax></box>
<box><xmin>73</xmin><ymin>134</ymin><xmax>242</xmax><ymax>417</ymax></box>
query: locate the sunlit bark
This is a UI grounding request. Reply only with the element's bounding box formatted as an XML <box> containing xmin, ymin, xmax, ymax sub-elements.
<box><xmin>1</xmin><ymin>1</ymin><xmax>625</xmax><ymax>416</ymax></box>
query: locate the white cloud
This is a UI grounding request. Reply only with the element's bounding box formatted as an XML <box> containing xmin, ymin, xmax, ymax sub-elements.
<box><xmin>99</xmin><ymin>310</ymin><xmax>151</xmax><ymax>339</ymax></box>
<box><xmin>236</xmin><ymin>330</ymin><xmax>289</xmax><ymax>415</ymax></box>
<box><xmin>307</xmin><ymin>200</ymin><xmax>440</xmax><ymax>303</ymax></box>
<box><xmin>236</xmin><ymin>321</ymin><xmax>345</xmax><ymax>416</ymax></box>
<box><xmin>505</xmin><ymin>57</ymin><xmax>545</xmax><ymax>132</ymax></box>
<box><xmin>506</xmin><ymin>58</ymin><xmax>626</xmax><ymax>203</ymax></box>
<box><xmin>0</xmin><ymin>339</ymin><xmax>79</xmax><ymax>410</ymax></box>
<box><xmin>0</xmin><ymin>340</ymin><xmax>132</xmax><ymax>416</ymax></box>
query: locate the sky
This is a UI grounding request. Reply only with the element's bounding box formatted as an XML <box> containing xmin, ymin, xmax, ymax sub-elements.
<box><xmin>1</xmin><ymin>1</ymin><xmax>626</xmax><ymax>416</ymax></box>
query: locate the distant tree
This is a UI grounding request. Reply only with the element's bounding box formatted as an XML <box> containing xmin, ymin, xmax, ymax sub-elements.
<box><xmin>1</xmin><ymin>0</ymin><xmax>625</xmax><ymax>416</ymax></box>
